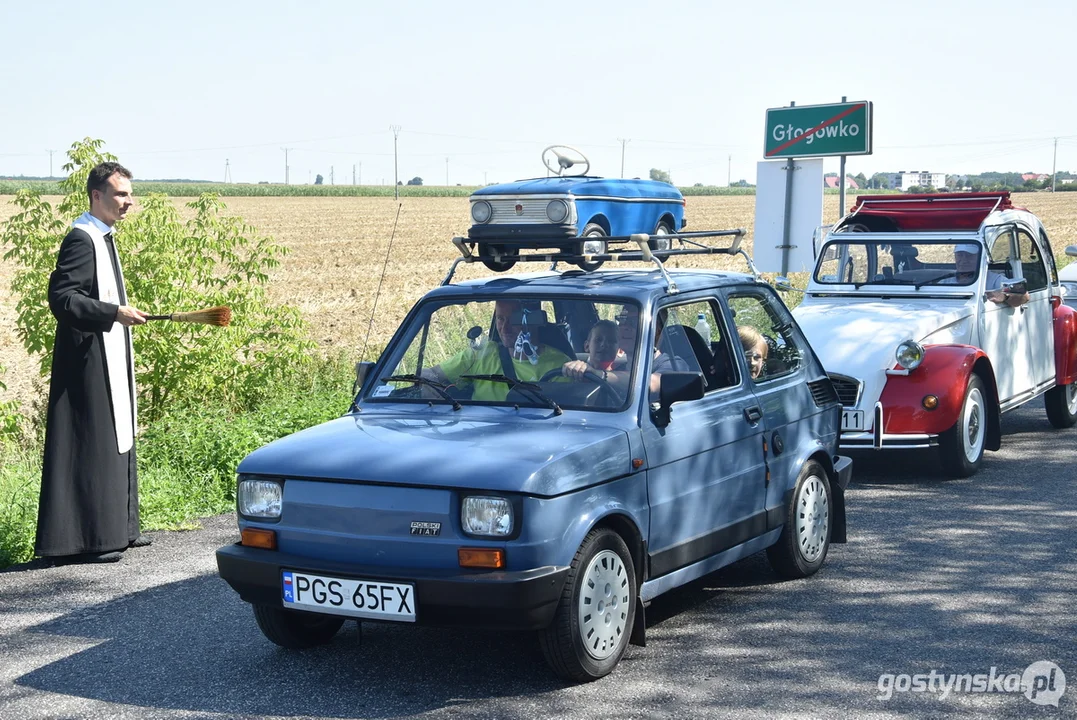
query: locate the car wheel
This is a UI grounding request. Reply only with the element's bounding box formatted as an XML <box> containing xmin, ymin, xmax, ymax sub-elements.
<box><xmin>478</xmin><ymin>243</ymin><xmax>517</xmax><ymax>272</ymax></box>
<box><xmin>939</xmin><ymin>374</ymin><xmax>987</xmax><ymax>478</ymax></box>
<box><xmin>252</xmin><ymin>604</ymin><xmax>345</xmax><ymax>649</ymax></box>
<box><xmin>650</xmin><ymin>221</ymin><xmax>674</xmax><ymax>260</ymax></box>
<box><xmin>539</xmin><ymin>527</ymin><xmax>636</xmax><ymax>681</ymax></box>
<box><xmin>766</xmin><ymin>460</ymin><xmax>831</xmax><ymax>579</ymax></box>
<box><xmin>1044</xmin><ymin>382</ymin><xmax>1077</xmax><ymax>429</ymax></box>
<box><xmin>574</xmin><ymin>223</ymin><xmax>607</xmax><ymax>272</ymax></box>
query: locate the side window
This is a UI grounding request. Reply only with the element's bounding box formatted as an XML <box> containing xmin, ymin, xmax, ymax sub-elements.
<box><xmin>728</xmin><ymin>292</ymin><xmax>803</xmax><ymax>382</ymax></box>
<box><xmin>655</xmin><ymin>299</ymin><xmax>737</xmax><ymax>391</ymax></box>
<box><xmin>1039</xmin><ymin>229</ymin><xmax>1058</xmax><ymax>285</ymax></box>
<box><xmin>989</xmin><ymin>229</ymin><xmax>1015</xmax><ymax>265</ymax></box>
<box><xmin>1017</xmin><ymin>230</ymin><xmax>1049</xmax><ymax>292</ymax></box>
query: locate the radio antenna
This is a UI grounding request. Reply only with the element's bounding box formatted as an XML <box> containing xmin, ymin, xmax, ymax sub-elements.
<box><xmin>359</xmin><ymin>202</ymin><xmax>403</xmax><ymax>365</ymax></box>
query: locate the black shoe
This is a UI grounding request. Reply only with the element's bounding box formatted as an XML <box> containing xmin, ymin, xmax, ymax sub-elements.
<box><xmin>129</xmin><ymin>534</ymin><xmax>153</xmax><ymax>548</ymax></box>
<box><xmin>54</xmin><ymin>550</ymin><xmax>124</xmax><ymax>565</ymax></box>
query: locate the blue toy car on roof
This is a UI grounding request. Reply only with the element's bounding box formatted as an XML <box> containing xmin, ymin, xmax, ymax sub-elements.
<box><xmin>216</xmin><ymin>236</ymin><xmax>852</xmax><ymax>681</ymax></box>
<box><xmin>468</xmin><ymin>145</ymin><xmax>686</xmax><ymax>272</ymax></box>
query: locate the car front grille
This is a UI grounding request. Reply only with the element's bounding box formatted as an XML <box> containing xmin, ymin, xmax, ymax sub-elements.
<box><xmin>828</xmin><ymin>373</ymin><xmax>862</xmax><ymax>406</ymax></box>
<box><xmin>485</xmin><ymin>198</ymin><xmax>558</xmax><ymax>225</ymax></box>
<box><xmin>807</xmin><ymin>378</ymin><xmax>839</xmax><ymax>407</ymax></box>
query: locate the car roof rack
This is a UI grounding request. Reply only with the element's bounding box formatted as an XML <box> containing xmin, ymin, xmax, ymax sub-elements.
<box><xmin>442</xmin><ymin>229</ymin><xmax>752</xmax><ymax>295</ymax></box>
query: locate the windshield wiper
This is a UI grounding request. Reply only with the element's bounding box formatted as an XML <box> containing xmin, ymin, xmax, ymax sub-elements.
<box><xmin>460</xmin><ymin>374</ymin><xmax>563</xmax><ymax>416</ymax></box>
<box><xmin>384</xmin><ymin>374</ymin><xmax>462</xmax><ymax>411</ymax></box>
<box><xmin>914</xmin><ymin>272</ymin><xmax>959</xmax><ymax>290</ymax></box>
<box><xmin>852</xmin><ymin>278</ymin><xmax>917</xmax><ymax>289</ymax></box>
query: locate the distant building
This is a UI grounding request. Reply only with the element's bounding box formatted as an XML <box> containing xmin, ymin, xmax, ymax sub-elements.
<box><xmin>1061</xmin><ymin>178</ymin><xmax>1076</xmax><ymax>185</ymax></box>
<box><xmin>824</xmin><ymin>176</ymin><xmax>859</xmax><ymax>190</ymax></box>
<box><xmin>891</xmin><ymin>171</ymin><xmax>947</xmax><ymax>191</ymax></box>
<box><xmin>1022</xmin><ymin>173</ymin><xmax>1049</xmax><ymax>182</ymax></box>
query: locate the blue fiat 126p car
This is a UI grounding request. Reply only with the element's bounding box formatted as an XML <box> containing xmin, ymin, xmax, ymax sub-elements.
<box><xmin>216</xmin><ymin>235</ymin><xmax>852</xmax><ymax>681</ymax></box>
<box><xmin>467</xmin><ymin>145</ymin><xmax>686</xmax><ymax>272</ymax></box>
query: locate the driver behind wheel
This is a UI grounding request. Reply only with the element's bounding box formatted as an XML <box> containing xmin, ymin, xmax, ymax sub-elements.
<box><xmin>422</xmin><ymin>300</ymin><xmax>572</xmax><ymax>401</ymax></box>
<box><xmin>561</xmin><ymin>320</ymin><xmax>619</xmax><ymax>381</ymax></box>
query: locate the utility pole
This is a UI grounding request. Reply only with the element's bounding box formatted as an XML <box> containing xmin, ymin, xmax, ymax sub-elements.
<box><xmin>727</xmin><ymin>154</ymin><xmax>732</xmax><ymax>186</ymax></box>
<box><xmin>281</xmin><ymin>147</ymin><xmax>292</xmax><ymax>184</ymax></box>
<box><xmin>446</xmin><ymin>157</ymin><xmax>450</xmax><ymax>186</ymax></box>
<box><xmin>331</xmin><ymin>166</ymin><xmax>335</xmax><ymax>185</ymax></box>
<box><xmin>352</xmin><ymin>164</ymin><xmax>356</xmax><ymax>185</ymax></box>
<box><xmin>224</xmin><ymin>158</ymin><xmax>232</xmax><ymax>183</ymax></box>
<box><xmin>484</xmin><ymin>171</ymin><xmax>487</xmax><ymax>186</ymax></box>
<box><xmin>617</xmin><ymin>138</ymin><xmax>630</xmax><ymax>178</ymax></box>
<box><xmin>390</xmin><ymin>125</ymin><xmax>401</xmax><ymax>199</ymax></box>
<box><xmin>1051</xmin><ymin>136</ymin><xmax>1059</xmax><ymax>192</ymax></box>
<box><xmin>47</xmin><ymin>149</ymin><xmax>55</xmax><ymax>178</ymax></box>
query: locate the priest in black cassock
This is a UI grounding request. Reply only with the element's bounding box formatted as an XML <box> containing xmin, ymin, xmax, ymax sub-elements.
<box><xmin>35</xmin><ymin>162</ymin><xmax>152</xmax><ymax>564</ymax></box>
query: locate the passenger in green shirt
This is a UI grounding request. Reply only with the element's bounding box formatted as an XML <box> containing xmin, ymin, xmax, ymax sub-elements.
<box><xmin>424</xmin><ymin>300</ymin><xmax>572</xmax><ymax>402</ymax></box>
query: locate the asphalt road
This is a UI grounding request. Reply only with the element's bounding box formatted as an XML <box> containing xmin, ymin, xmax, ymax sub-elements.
<box><xmin>1</xmin><ymin>403</ymin><xmax>1074</xmax><ymax>719</ymax></box>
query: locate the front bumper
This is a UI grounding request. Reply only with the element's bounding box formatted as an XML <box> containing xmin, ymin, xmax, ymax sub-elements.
<box><xmin>468</xmin><ymin>223</ymin><xmax>578</xmax><ymax>244</ymax></box>
<box><xmin>839</xmin><ymin>401</ymin><xmax>938</xmax><ymax>450</ymax></box>
<box><xmin>216</xmin><ymin>543</ymin><xmax>569</xmax><ymax>631</ymax></box>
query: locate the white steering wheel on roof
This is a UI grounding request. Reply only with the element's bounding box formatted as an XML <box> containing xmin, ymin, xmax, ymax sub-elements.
<box><xmin>542</xmin><ymin>145</ymin><xmax>590</xmax><ymax>177</ymax></box>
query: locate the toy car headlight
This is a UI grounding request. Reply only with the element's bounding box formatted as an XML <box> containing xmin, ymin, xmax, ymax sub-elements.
<box><xmin>471</xmin><ymin>200</ymin><xmax>492</xmax><ymax>224</ymax></box>
<box><xmin>237</xmin><ymin>476</ymin><xmax>282</xmax><ymax>519</ymax></box>
<box><xmin>461</xmin><ymin>496</ymin><xmax>513</xmax><ymax>537</ymax></box>
<box><xmin>895</xmin><ymin>340</ymin><xmax>925</xmax><ymax>370</ymax></box>
<box><xmin>545</xmin><ymin>199</ymin><xmax>569</xmax><ymax>223</ymax></box>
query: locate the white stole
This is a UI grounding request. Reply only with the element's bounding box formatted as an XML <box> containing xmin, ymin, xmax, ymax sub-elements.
<box><xmin>71</xmin><ymin>213</ymin><xmax>137</xmax><ymax>454</ymax></box>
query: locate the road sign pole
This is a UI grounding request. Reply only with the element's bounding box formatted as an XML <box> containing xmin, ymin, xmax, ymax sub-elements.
<box><xmin>781</xmin><ymin>157</ymin><xmax>796</xmax><ymax>276</ymax></box>
<box><xmin>838</xmin><ymin>96</ymin><xmax>847</xmax><ymax>219</ymax></box>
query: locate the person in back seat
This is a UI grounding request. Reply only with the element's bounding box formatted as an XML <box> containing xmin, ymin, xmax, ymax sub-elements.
<box><xmin>738</xmin><ymin>326</ymin><xmax>769</xmax><ymax>380</ymax></box>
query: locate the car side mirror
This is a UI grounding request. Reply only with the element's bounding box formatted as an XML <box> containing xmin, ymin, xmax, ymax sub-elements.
<box><xmin>774</xmin><ymin>276</ymin><xmax>803</xmax><ymax>294</ymax></box>
<box><xmin>651</xmin><ymin>372</ymin><xmax>705</xmax><ymax>428</ymax></box>
<box><xmin>1066</xmin><ymin>245</ymin><xmax>1077</xmax><ymax>258</ymax></box>
<box><xmin>353</xmin><ymin>361</ymin><xmax>375</xmax><ymax>396</ymax></box>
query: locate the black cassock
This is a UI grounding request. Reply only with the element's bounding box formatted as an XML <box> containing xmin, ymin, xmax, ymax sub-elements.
<box><xmin>35</xmin><ymin>227</ymin><xmax>140</xmax><ymax>557</ymax></box>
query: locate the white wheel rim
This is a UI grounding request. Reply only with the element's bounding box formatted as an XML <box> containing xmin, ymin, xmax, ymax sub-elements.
<box><xmin>653</xmin><ymin>225</ymin><xmax>672</xmax><ymax>251</ymax></box>
<box><xmin>962</xmin><ymin>387</ymin><xmax>986</xmax><ymax>462</ymax></box>
<box><xmin>578</xmin><ymin>549</ymin><xmax>630</xmax><ymax>660</ymax></box>
<box><xmin>795</xmin><ymin>474</ymin><xmax>829</xmax><ymax>563</ymax></box>
<box><xmin>1067</xmin><ymin>383</ymin><xmax>1077</xmax><ymax>416</ymax></box>
<box><xmin>582</xmin><ymin>231</ymin><xmax>606</xmax><ymax>256</ymax></box>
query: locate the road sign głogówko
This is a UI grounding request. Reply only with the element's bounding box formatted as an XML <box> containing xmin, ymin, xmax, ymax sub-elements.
<box><xmin>764</xmin><ymin>102</ymin><xmax>873</xmax><ymax>159</ymax></box>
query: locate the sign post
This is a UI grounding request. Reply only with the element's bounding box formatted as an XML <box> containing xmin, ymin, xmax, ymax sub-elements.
<box><xmin>762</xmin><ymin>100</ymin><xmax>873</xmax><ymax>273</ymax></box>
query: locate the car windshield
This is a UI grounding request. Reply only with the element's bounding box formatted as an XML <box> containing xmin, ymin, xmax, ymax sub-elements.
<box><xmin>813</xmin><ymin>239</ymin><xmax>990</xmax><ymax>289</ymax></box>
<box><xmin>365</xmin><ymin>297</ymin><xmax>641</xmax><ymax>411</ymax></box>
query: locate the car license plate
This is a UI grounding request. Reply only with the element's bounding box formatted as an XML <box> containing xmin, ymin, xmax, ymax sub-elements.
<box><xmin>282</xmin><ymin>571</ymin><xmax>416</xmax><ymax>622</ymax></box>
<box><xmin>841</xmin><ymin>409</ymin><xmax>865</xmax><ymax>432</ymax></box>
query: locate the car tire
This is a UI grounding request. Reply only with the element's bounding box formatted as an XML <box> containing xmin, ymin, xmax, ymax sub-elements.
<box><xmin>939</xmin><ymin>374</ymin><xmax>987</xmax><ymax>478</ymax></box>
<box><xmin>478</xmin><ymin>243</ymin><xmax>517</xmax><ymax>272</ymax></box>
<box><xmin>252</xmin><ymin>604</ymin><xmax>345</xmax><ymax>649</ymax></box>
<box><xmin>766</xmin><ymin>460</ymin><xmax>831</xmax><ymax>579</ymax></box>
<box><xmin>650</xmin><ymin>220</ymin><xmax>674</xmax><ymax>261</ymax></box>
<box><xmin>574</xmin><ymin>223</ymin><xmax>607</xmax><ymax>272</ymax></box>
<box><xmin>539</xmin><ymin>527</ymin><xmax>636</xmax><ymax>682</ymax></box>
<box><xmin>1044</xmin><ymin>382</ymin><xmax>1077</xmax><ymax>429</ymax></box>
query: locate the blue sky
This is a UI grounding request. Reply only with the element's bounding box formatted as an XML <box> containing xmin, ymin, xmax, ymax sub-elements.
<box><xmin>1</xmin><ymin>0</ymin><xmax>1074</xmax><ymax>185</ymax></box>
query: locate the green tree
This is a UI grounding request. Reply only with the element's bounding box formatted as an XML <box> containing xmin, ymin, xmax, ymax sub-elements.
<box><xmin>314</xmin><ymin>174</ymin><xmax>324</xmax><ymax>185</ymax></box>
<box><xmin>853</xmin><ymin>172</ymin><xmax>868</xmax><ymax>189</ymax></box>
<box><xmin>649</xmin><ymin>168</ymin><xmax>671</xmax><ymax>184</ymax></box>
<box><xmin>1</xmin><ymin>138</ymin><xmax>316</xmax><ymax>423</ymax></box>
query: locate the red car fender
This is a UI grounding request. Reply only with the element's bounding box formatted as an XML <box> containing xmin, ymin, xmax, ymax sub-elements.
<box><xmin>879</xmin><ymin>346</ymin><xmax>1000</xmax><ymax>446</ymax></box>
<box><xmin>1052</xmin><ymin>302</ymin><xmax>1077</xmax><ymax>385</ymax></box>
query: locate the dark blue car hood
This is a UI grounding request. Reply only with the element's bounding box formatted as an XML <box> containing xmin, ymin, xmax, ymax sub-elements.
<box><xmin>472</xmin><ymin>177</ymin><xmax>682</xmax><ymax>200</ymax></box>
<box><xmin>237</xmin><ymin>408</ymin><xmax>633</xmax><ymax>497</ymax></box>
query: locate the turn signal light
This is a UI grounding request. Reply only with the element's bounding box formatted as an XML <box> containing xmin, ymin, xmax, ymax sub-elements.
<box><xmin>922</xmin><ymin>395</ymin><xmax>939</xmax><ymax>410</ymax></box>
<box><xmin>459</xmin><ymin>548</ymin><xmax>505</xmax><ymax>569</ymax></box>
<box><xmin>241</xmin><ymin>527</ymin><xmax>277</xmax><ymax>550</ymax></box>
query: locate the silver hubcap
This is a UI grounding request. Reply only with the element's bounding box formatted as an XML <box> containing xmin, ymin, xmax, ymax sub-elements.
<box><xmin>795</xmin><ymin>474</ymin><xmax>829</xmax><ymax>563</ymax></box>
<box><xmin>582</xmin><ymin>231</ymin><xmax>606</xmax><ymax>256</ymax></box>
<box><xmin>962</xmin><ymin>387</ymin><xmax>986</xmax><ymax>462</ymax></box>
<box><xmin>578</xmin><ymin>549</ymin><xmax>630</xmax><ymax>660</ymax></box>
<box><xmin>1067</xmin><ymin>383</ymin><xmax>1077</xmax><ymax>416</ymax></box>
<box><xmin>653</xmin><ymin>226</ymin><xmax>672</xmax><ymax>251</ymax></box>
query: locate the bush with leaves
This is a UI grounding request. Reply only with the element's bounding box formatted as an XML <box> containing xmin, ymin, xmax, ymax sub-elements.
<box><xmin>1</xmin><ymin>138</ymin><xmax>315</xmax><ymax>422</ymax></box>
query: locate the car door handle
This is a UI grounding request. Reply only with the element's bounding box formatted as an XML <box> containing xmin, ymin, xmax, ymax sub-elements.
<box><xmin>743</xmin><ymin>406</ymin><xmax>763</xmax><ymax>424</ymax></box>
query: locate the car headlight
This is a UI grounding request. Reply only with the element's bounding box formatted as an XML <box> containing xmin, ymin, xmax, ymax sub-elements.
<box><xmin>545</xmin><ymin>199</ymin><xmax>569</xmax><ymax>223</ymax></box>
<box><xmin>895</xmin><ymin>340</ymin><xmax>925</xmax><ymax>371</ymax></box>
<box><xmin>461</xmin><ymin>496</ymin><xmax>513</xmax><ymax>537</ymax></box>
<box><xmin>1061</xmin><ymin>282</ymin><xmax>1077</xmax><ymax>297</ymax></box>
<box><xmin>238</xmin><ymin>477</ymin><xmax>282</xmax><ymax>519</ymax></box>
<box><xmin>471</xmin><ymin>200</ymin><xmax>492</xmax><ymax>224</ymax></box>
